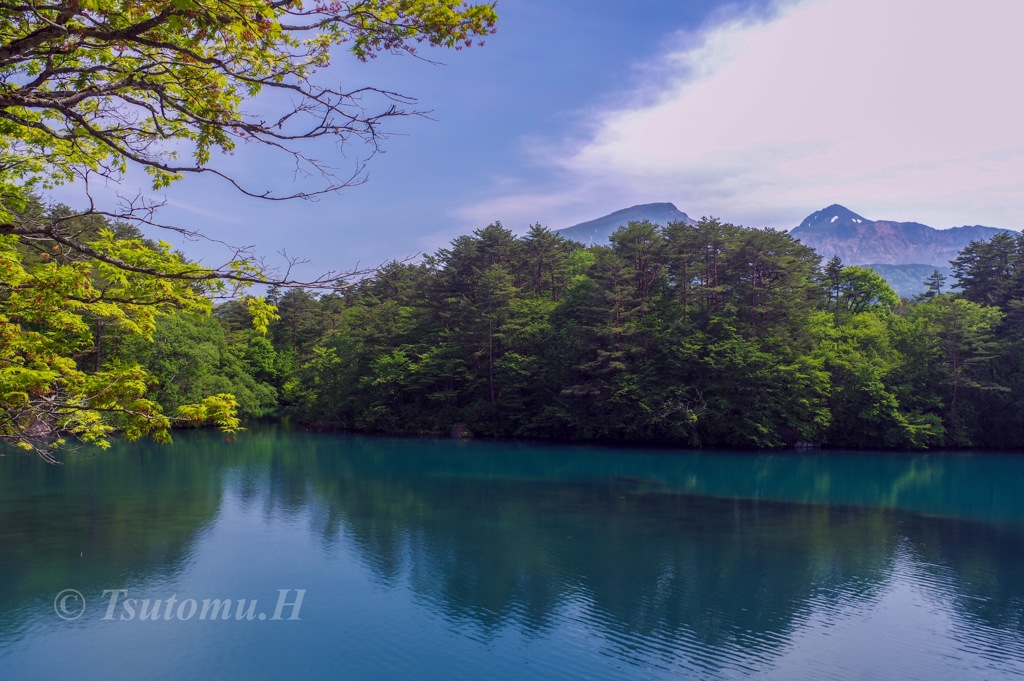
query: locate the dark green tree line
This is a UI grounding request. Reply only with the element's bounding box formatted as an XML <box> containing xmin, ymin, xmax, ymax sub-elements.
<box><xmin>252</xmin><ymin>220</ymin><xmax>1024</xmax><ymax>449</ymax></box>
<box><xmin>46</xmin><ymin>216</ymin><xmax>1015</xmax><ymax>451</ymax></box>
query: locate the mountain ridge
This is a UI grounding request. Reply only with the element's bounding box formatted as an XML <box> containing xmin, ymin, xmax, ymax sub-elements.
<box><xmin>789</xmin><ymin>204</ymin><xmax>1014</xmax><ymax>266</ymax></box>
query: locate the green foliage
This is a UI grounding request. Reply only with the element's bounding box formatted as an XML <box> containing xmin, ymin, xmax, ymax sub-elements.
<box><xmin>0</xmin><ymin>0</ymin><xmax>499</xmax><ymax>457</ymax></box>
<box><xmin>823</xmin><ymin>257</ymin><xmax>898</xmax><ymax>319</ymax></box>
<box><xmin>900</xmin><ymin>295</ymin><xmax>1003</xmax><ymax>446</ymax></box>
<box><xmin>951</xmin><ymin>233</ymin><xmax>1024</xmax><ymax>308</ymax></box>
<box><xmin>811</xmin><ymin>311</ymin><xmax>942</xmax><ymax>448</ymax></box>
<box><xmin>120</xmin><ymin>312</ymin><xmax>278</xmax><ymax>419</ymax></box>
<box><xmin>0</xmin><ymin>204</ymin><xmax>276</xmax><ymax>457</ymax></box>
<box><xmin>839</xmin><ymin>266</ymin><xmax>899</xmax><ymax>314</ymax></box>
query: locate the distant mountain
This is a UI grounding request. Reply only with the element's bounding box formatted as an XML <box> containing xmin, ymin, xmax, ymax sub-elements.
<box><xmin>555</xmin><ymin>201</ymin><xmax>1017</xmax><ymax>298</ymax></box>
<box><xmin>789</xmin><ymin>204</ymin><xmax>1014</xmax><ymax>266</ymax></box>
<box><xmin>556</xmin><ymin>203</ymin><xmax>695</xmax><ymax>245</ymax></box>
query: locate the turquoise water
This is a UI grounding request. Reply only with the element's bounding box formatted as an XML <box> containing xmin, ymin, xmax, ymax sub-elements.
<box><xmin>2</xmin><ymin>428</ymin><xmax>1024</xmax><ymax>679</ymax></box>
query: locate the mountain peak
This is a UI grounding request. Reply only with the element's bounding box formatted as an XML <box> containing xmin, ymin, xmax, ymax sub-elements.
<box><xmin>794</xmin><ymin>204</ymin><xmax>869</xmax><ymax>231</ymax></box>
<box><xmin>556</xmin><ymin>202</ymin><xmax>695</xmax><ymax>245</ymax></box>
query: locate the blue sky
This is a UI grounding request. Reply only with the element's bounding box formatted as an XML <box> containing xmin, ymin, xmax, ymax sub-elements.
<box><xmin>55</xmin><ymin>0</ymin><xmax>1024</xmax><ymax>281</ymax></box>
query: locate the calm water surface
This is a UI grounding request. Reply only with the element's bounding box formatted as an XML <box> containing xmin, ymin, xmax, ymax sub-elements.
<box><xmin>2</xmin><ymin>428</ymin><xmax>1024</xmax><ymax>680</ymax></box>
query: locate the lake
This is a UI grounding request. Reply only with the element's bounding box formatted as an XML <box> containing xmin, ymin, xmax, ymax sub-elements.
<box><xmin>2</xmin><ymin>427</ymin><xmax>1024</xmax><ymax>679</ymax></box>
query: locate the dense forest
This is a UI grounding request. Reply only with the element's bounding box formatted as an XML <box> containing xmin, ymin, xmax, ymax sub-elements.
<box><xmin>5</xmin><ymin>200</ymin><xmax>1024</xmax><ymax>450</ymax></box>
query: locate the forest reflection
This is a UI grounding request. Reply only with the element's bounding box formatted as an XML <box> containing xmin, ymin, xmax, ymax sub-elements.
<box><xmin>2</xmin><ymin>428</ymin><xmax>1024</xmax><ymax>672</ymax></box>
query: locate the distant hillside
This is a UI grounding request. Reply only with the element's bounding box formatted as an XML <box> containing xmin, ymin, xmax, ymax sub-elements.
<box><xmin>862</xmin><ymin>264</ymin><xmax>953</xmax><ymax>299</ymax></box>
<box><xmin>556</xmin><ymin>203</ymin><xmax>695</xmax><ymax>245</ymax></box>
<box><xmin>789</xmin><ymin>204</ymin><xmax>1014</xmax><ymax>266</ymax></box>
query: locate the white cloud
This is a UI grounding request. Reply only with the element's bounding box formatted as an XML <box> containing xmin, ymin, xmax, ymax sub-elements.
<box><xmin>463</xmin><ymin>0</ymin><xmax>1024</xmax><ymax>231</ymax></box>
